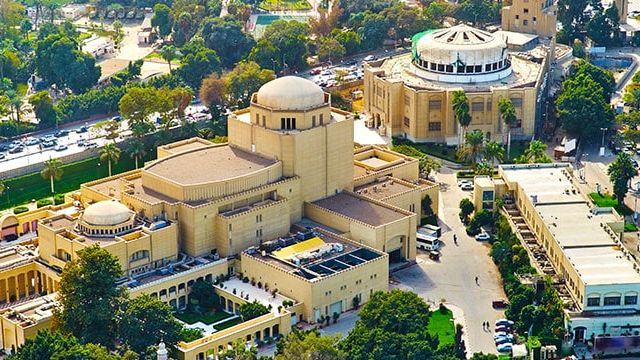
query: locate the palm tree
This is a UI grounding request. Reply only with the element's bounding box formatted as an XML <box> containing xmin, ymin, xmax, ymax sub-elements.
<box><xmin>623</xmin><ymin>88</ymin><xmax>640</xmax><ymax>111</ymax></box>
<box><xmin>523</xmin><ymin>140</ymin><xmax>548</xmax><ymax>163</ymax></box>
<box><xmin>128</xmin><ymin>139</ymin><xmax>146</xmax><ymax>169</ymax></box>
<box><xmin>498</xmin><ymin>97</ymin><xmax>517</xmax><ymax>160</ymax></box>
<box><xmin>41</xmin><ymin>158</ymin><xmax>64</xmax><ymax>193</ymax></box>
<box><xmin>458</xmin><ymin>130</ymin><xmax>485</xmax><ymax>168</ymax></box>
<box><xmin>475</xmin><ymin>161</ymin><xmax>493</xmax><ymax>176</ymax></box>
<box><xmin>418</xmin><ymin>156</ymin><xmax>441</xmax><ymax>178</ymax></box>
<box><xmin>160</xmin><ymin>45</ymin><xmax>179</xmax><ymax>73</ymax></box>
<box><xmin>483</xmin><ymin>141</ymin><xmax>504</xmax><ymax>169</ymax></box>
<box><xmin>608</xmin><ymin>152</ymin><xmax>638</xmax><ymax>206</ymax></box>
<box><xmin>100</xmin><ymin>143</ymin><xmax>121</xmax><ymax>177</ymax></box>
<box><xmin>452</xmin><ymin>90</ymin><xmax>472</xmax><ymax>146</ymax></box>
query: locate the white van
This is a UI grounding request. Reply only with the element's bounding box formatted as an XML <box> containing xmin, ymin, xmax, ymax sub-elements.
<box><xmin>416</xmin><ymin>232</ymin><xmax>440</xmax><ymax>251</ymax></box>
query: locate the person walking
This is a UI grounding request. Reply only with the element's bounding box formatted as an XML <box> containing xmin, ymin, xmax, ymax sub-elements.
<box><xmin>453</xmin><ymin>234</ymin><xmax>457</xmax><ymax>245</ymax></box>
<box><xmin>475</xmin><ymin>276</ymin><xmax>479</xmax><ymax>285</ymax></box>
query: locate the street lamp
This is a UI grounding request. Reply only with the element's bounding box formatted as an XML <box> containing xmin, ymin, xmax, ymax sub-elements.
<box><xmin>600</xmin><ymin>127</ymin><xmax>607</xmax><ymax>156</ymax></box>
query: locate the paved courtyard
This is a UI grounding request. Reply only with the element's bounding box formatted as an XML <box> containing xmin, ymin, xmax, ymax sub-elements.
<box><xmin>393</xmin><ymin>166</ymin><xmax>506</xmax><ymax>356</ymax></box>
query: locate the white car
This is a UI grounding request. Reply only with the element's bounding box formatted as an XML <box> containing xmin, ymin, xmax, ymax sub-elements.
<box><xmin>458</xmin><ymin>180</ymin><xmax>472</xmax><ymax>187</ymax></box>
<box><xmin>461</xmin><ymin>183</ymin><xmax>474</xmax><ymax>191</ymax></box>
<box><xmin>475</xmin><ymin>233</ymin><xmax>491</xmax><ymax>241</ymax></box>
<box><xmin>363</xmin><ymin>55</ymin><xmax>375</xmax><ymax>61</ymax></box>
<box><xmin>54</xmin><ymin>144</ymin><xmax>68</xmax><ymax>152</ymax></box>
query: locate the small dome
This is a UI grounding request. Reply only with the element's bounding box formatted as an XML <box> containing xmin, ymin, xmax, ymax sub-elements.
<box><xmin>256</xmin><ymin>76</ymin><xmax>325</xmax><ymax>110</ymax></box>
<box><xmin>82</xmin><ymin>200</ymin><xmax>132</xmax><ymax>226</ymax></box>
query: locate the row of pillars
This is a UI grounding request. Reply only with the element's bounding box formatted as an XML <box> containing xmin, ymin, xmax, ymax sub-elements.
<box><xmin>0</xmin><ymin>271</ymin><xmax>57</xmax><ymax>304</ymax></box>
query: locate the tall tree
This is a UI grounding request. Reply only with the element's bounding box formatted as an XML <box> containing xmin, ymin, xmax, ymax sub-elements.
<box><xmin>160</xmin><ymin>45</ymin><xmax>179</xmax><ymax>73</ymax></box>
<box><xmin>451</xmin><ymin>90</ymin><xmax>471</xmax><ymax>146</ymax></box>
<box><xmin>29</xmin><ymin>91</ymin><xmax>57</xmax><ymax>128</ymax></box>
<box><xmin>40</xmin><ymin>158</ymin><xmax>63</xmax><ymax>193</ymax></box>
<box><xmin>483</xmin><ymin>141</ymin><xmax>504</xmax><ymax>169</ymax></box>
<box><xmin>262</xmin><ymin>20</ymin><xmax>310</xmax><ymax>70</ymax></box>
<box><xmin>275</xmin><ymin>330</ymin><xmax>345</xmax><ymax>360</ymax></box>
<box><xmin>119</xmin><ymin>294</ymin><xmax>182</xmax><ymax>354</ymax></box>
<box><xmin>223</xmin><ymin>61</ymin><xmax>275</xmax><ymax>108</ymax></box>
<box><xmin>99</xmin><ymin>143</ymin><xmax>121</xmax><ymax>177</ymax></box>
<box><xmin>574</xmin><ymin>61</ymin><xmax>616</xmax><ymax>101</ymax></box>
<box><xmin>458</xmin><ymin>130</ymin><xmax>485</xmax><ymax>168</ymax></box>
<box><xmin>522</xmin><ymin>140</ymin><xmax>550</xmax><ymax>164</ymax></box>
<box><xmin>556</xmin><ymin>73</ymin><xmax>614</xmax><ymax>140</ymax></box>
<box><xmin>317</xmin><ymin>37</ymin><xmax>345</xmax><ymax>63</ymax></box>
<box><xmin>497</xmin><ymin>97</ymin><xmax>517</xmax><ymax>159</ymax></box>
<box><xmin>200</xmin><ymin>16</ymin><xmax>255</xmax><ymax>69</ymax></box>
<box><xmin>9</xmin><ymin>330</ymin><xmax>78</xmax><ymax>360</ymax></box>
<box><xmin>176</xmin><ymin>41</ymin><xmax>221</xmax><ymax>90</ymax></box>
<box><xmin>128</xmin><ymin>139</ymin><xmax>146</xmax><ymax>169</ymax></box>
<box><xmin>608</xmin><ymin>152</ymin><xmax>638</xmax><ymax>206</ymax></box>
<box><xmin>199</xmin><ymin>73</ymin><xmax>226</xmax><ymax>121</ymax></box>
<box><xmin>151</xmin><ymin>3</ymin><xmax>173</xmax><ymax>39</ymax></box>
<box><xmin>54</xmin><ymin>245</ymin><xmax>125</xmax><ymax>347</ymax></box>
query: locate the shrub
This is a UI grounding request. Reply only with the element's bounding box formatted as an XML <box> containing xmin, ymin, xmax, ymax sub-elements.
<box><xmin>439</xmin><ymin>303</ymin><xmax>448</xmax><ymax>314</ymax></box>
<box><xmin>13</xmin><ymin>206</ymin><xmax>29</xmax><ymax>214</ymax></box>
<box><xmin>53</xmin><ymin>193</ymin><xmax>65</xmax><ymax>205</ymax></box>
<box><xmin>36</xmin><ymin>198</ymin><xmax>53</xmax><ymax>208</ymax></box>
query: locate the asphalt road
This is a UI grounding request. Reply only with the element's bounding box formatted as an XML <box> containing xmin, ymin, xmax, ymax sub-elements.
<box><xmin>0</xmin><ymin>104</ymin><xmax>207</xmax><ymax>173</ymax></box>
<box><xmin>393</xmin><ymin>166</ymin><xmax>507</xmax><ymax>356</ymax></box>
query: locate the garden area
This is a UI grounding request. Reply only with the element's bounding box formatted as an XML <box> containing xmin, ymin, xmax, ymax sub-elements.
<box><xmin>427</xmin><ymin>305</ymin><xmax>456</xmax><ymax>348</ymax></box>
<box><xmin>589</xmin><ymin>192</ymin><xmax>633</xmax><ymax>216</ymax></box>
<box><xmin>259</xmin><ymin>0</ymin><xmax>312</xmax><ymax>11</ymax></box>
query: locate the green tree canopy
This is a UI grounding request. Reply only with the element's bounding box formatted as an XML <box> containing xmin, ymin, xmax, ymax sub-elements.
<box><xmin>573</xmin><ymin>60</ymin><xmax>616</xmax><ymax>101</ymax></box>
<box><xmin>151</xmin><ymin>3</ymin><xmax>173</xmax><ymax>39</ymax></box>
<box><xmin>200</xmin><ymin>16</ymin><xmax>255</xmax><ymax>69</ymax></box>
<box><xmin>608</xmin><ymin>152</ymin><xmax>638</xmax><ymax>206</ymax></box>
<box><xmin>55</xmin><ymin>245</ymin><xmax>125</xmax><ymax>347</ymax></box>
<box><xmin>275</xmin><ymin>330</ymin><xmax>345</xmax><ymax>360</ymax></box>
<box><xmin>239</xmin><ymin>300</ymin><xmax>270</xmax><ymax>321</ymax></box>
<box><xmin>176</xmin><ymin>40</ymin><xmax>221</xmax><ymax>90</ymax></box>
<box><xmin>223</xmin><ymin>61</ymin><xmax>275</xmax><ymax>108</ymax></box>
<box><xmin>262</xmin><ymin>20</ymin><xmax>310</xmax><ymax>70</ymax></box>
<box><xmin>29</xmin><ymin>91</ymin><xmax>57</xmax><ymax>128</ymax></box>
<box><xmin>119</xmin><ymin>294</ymin><xmax>182</xmax><ymax>353</ymax></box>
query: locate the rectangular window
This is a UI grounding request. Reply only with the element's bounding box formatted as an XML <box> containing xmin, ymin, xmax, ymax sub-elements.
<box><xmin>515</xmin><ymin>14</ymin><xmax>519</xmax><ymax>19</ymax></box>
<box><xmin>475</xmin><ymin>65</ymin><xmax>482</xmax><ymax>73</ymax></box>
<box><xmin>587</xmin><ymin>297</ymin><xmax>600</xmax><ymax>307</ymax></box>
<box><xmin>466</xmin><ymin>65</ymin><xmax>474</xmax><ymax>73</ymax></box>
<box><xmin>255</xmin><ymin>113</ymin><xmax>259</xmax><ymax>124</ymax></box>
<box><xmin>511</xmin><ymin>98</ymin><xmax>523</xmax><ymax>107</ymax></box>
<box><xmin>485</xmin><ymin>64</ymin><xmax>492</xmax><ymax>72</ymax></box>
<box><xmin>482</xmin><ymin>191</ymin><xmax>494</xmax><ymax>202</ymax></box>
<box><xmin>524</xmin><ymin>8</ymin><xmax>529</xmax><ymax>13</ymax></box>
<box><xmin>428</xmin><ymin>122</ymin><xmax>441</xmax><ymax>131</ymax></box>
<box><xmin>471</xmin><ymin>102</ymin><xmax>485</xmax><ymax>112</ymax></box>
<box><xmin>262</xmin><ymin>115</ymin><xmax>266</xmax><ymax>126</ymax></box>
<box><xmin>281</xmin><ymin>118</ymin><xmax>286</xmax><ymax>129</ymax></box>
<box><xmin>523</xmin><ymin>19</ymin><xmax>529</xmax><ymax>26</ymax></box>
<box><xmin>604</xmin><ymin>296</ymin><xmax>621</xmax><ymax>306</ymax></box>
<box><xmin>292</xmin><ymin>118</ymin><xmax>296</xmax><ymax>129</ymax></box>
<box><xmin>457</xmin><ymin>66</ymin><xmax>465</xmax><ymax>73</ymax></box>
<box><xmin>533</xmin><ymin>16</ymin><xmax>537</xmax><ymax>22</ymax></box>
<box><xmin>312</xmin><ymin>115</ymin><xmax>316</xmax><ymax>127</ymax></box>
<box><xmin>428</xmin><ymin>100</ymin><xmax>441</xmax><ymax>110</ymax></box>
<box><xmin>286</xmin><ymin>118</ymin><xmax>291</xmax><ymax>129</ymax></box>
<box><xmin>319</xmin><ymin>114</ymin><xmax>324</xmax><ymax>125</ymax></box>
<box><xmin>437</xmin><ymin>64</ymin><xmax>445</xmax><ymax>72</ymax></box>
<box><xmin>487</xmin><ymin>101</ymin><xmax>492</xmax><ymax>111</ymax></box>
<box><xmin>625</xmin><ymin>295</ymin><xmax>638</xmax><ymax>305</ymax></box>
<box><xmin>446</xmin><ymin>65</ymin><xmax>453</xmax><ymax>73</ymax></box>
<box><xmin>430</xmin><ymin>63</ymin><xmax>437</xmax><ymax>71</ymax></box>
<box><xmin>404</xmin><ymin>95</ymin><xmax>411</xmax><ymax>106</ymax></box>
<box><xmin>403</xmin><ymin>117</ymin><xmax>410</xmax><ymax>127</ymax></box>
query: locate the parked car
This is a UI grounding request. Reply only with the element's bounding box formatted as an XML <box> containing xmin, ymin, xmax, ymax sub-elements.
<box><xmin>85</xmin><ymin>142</ymin><xmax>98</xmax><ymax>149</ymax></box>
<box><xmin>0</xmin><ymin>144</ymin><xmax>9</xmax><ymax>152</ymax></box>
<box><xmin>41</xmin><ymin>135</ymin><xmax>56</xmax><ymax>142</ymax></box>
<box><xmin>41</xmin><ymin>140</ymin><xmax>56</xmax><ymax>148</ymax></box>
<box><xmin>495</xmin><ymin>337</ymin><xmax>513</xmax><ymax>345</ymax></box>
<box><xmin>495</xmin><ymin>325</ymin><xmax>512</xmax><ymax>333</ymax></box>
<box><xmin>54</xmin><ymin>144</ymin><xmax>68</xmax><ymax>151</ymax></box>
<box><xmin>25</xmin><ymin>137</ymin><xmax>39</xmax><ymax>146</ymax></box>
<box><xmin>492</xmin><ymin>299</ymin><xmax>509</xmax><ymax>308</ymax></box>
<box><xmin>0</xmin><ymin>153</ymin><xmax>5</xmax><ymax>160</ymax></box>
<box><xmin>496</xmin><ymin>319</ymin><xmax>514</xmax><ymax>327</ymax></box>
<box><xmin>458</xmin><ymin>179</ymin><xmax>472</xmax><ymax>187</ymax></box>
<box><xmin>494</xmin><ymin>332</ymin><xmax>509</xmax><ymax>340</ymax></box>
<box><xmin>8</xmin><ymin>145</ymin><xmax>23</xmax><ymax>154</ymax></box>
<box><xmin>428</xmin><ymin>250</ymin><xmax>440</xmax><ymax>261</ymax></box>
<box><xmin>112</xmin><ymin>115</ymin><xmax>122</xmax><ymax>122</ymax></box>
<box><xmin>54</xmin><ymin>130</ymin><xmax>69</xmax><ymax>137</ymax></box>
<box><xmin>461</xmin><ymin>183</ymin><xmax>474</xmax><ymax>191</ymax></box>
<box><xmin>363</xmin><ymin>55</ymin><xmax>375</xmax><ymax>61</ymax></box>
<box><xmin>77</xmin><ymin>125</ymin><xmax>89</xmax><ymax>133</ymax></box>
<box><xmin>496</xmin><ymin>343</ymin><xmax>513</xmax><ymax>353</ymax></box>
<box><xmin>310</xmin><ymin>67</ymin><xmax>322</xmax><ymax>75</ymax></box>
<box><xmin>475</xmin><ymin>233</ymin><xmax>491</xmax><ymax>241</ymax></box>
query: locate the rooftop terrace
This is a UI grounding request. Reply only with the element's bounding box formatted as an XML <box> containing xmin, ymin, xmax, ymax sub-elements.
<box><xmin>1</xmin><ymin>294</ymin><xmax>58</xmax><ymax>327</ymax></box>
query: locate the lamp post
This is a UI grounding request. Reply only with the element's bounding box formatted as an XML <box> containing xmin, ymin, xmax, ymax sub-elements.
<box><xmin>600</xmin><ymin>127</ymin><xmax>607</xmax><ymax>156</ymax></box>
<box><xmin>634</xmin><ymin>181</ymin><xmax>640</xmax><ymax>223</ymax></box>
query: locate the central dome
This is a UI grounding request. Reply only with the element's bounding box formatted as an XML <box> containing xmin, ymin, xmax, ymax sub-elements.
<box><xmin>256</xmin><ymin>76</ymin><xmax>325</xmax><ymax>110</ymax></box>
<box><xmin>81</xmin><ymin>200</ymin><xmax>132</xmax><ymax>226</ymax></box>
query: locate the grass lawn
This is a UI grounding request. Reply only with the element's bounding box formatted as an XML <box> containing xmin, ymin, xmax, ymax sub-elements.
<box><xmin>213</xmin><ymin>317</ymin><xmax>242</xmax><ymax>331</ymax></box>
<box><xmin>427</xmin><ymin>308</ymin><xmax>455</xmax><ymax>348</ymax></box>
<box><xmin>259</xmin><ymin>0</ymin><xmax>312</xmax><ymax>10</ymax></box>
<box><xmin>392</xmin><ymin>139</ymin><xmax>461</xmax><ymax>164</ymax></box>
<box><xmin>589</xmin><ymin>192</ymin><xmax>633</xmax><ymax>215</ymax></box>
<box><xmin>174</xmin><ymin>310</ymin><xmax>233</xmax><ymax>325</ymax></box>
<box><xmin>625</xmin><ymin>223</ymin><xmax>638</xmax><ymax>232</ymax></box>
<box><xmin>0</xmin><ymin>151</ymin><xmax>156</xmax><ymax>211</ymax></box>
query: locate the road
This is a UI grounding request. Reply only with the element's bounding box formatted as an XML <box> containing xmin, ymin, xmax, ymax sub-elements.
<box><xmin>393</xmin><ymin>166</ymin><xmax>507</xmax><ymax>356</ymax></box>
<box><xmin>0</xmin><ymin>104</ymin><xmax>207</xmax><ymax>174</ymax></box>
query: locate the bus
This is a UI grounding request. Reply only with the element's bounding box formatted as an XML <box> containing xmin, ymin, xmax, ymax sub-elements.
<box><xmin>416</xmin><ymin>232</ymin><xmax>440</xmax><ymax>251</ymax></box>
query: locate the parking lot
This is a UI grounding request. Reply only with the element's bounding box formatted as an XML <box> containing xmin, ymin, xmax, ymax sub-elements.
<box><xmin>393</xmin><ymin>166</ymin><xmax>508</xmax><ymax>355</ymax></box>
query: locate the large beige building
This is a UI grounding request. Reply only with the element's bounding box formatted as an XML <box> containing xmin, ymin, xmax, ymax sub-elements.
<box><xmin>0</xmin><ymin>76</ymin><xmax>437</xmax><ymax>359</ymax></box>
<box><xmin>501</xmin><ymin>0</ymin><xmax>558</xmax><ymax>38</ymax></box>
<box><xmin>364</xmin><ymin>24</ymin><xmax>551</xmax><ymax>145</ymax></box>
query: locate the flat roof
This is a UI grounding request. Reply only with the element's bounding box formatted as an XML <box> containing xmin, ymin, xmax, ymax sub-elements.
<box><xmin>311</xmin><ymin>192</ymin><xmax>410</xmax><ymax>226</ymax></box>
<box><xmin>536</xmin><ymin>203</ymin><xmax>619</xmax><ymax>248</ymax></box>
<box><xmin>216</xmin><ymin>278</ymin><xmax>293</xmax><ymax>312</ymax></box>
<box><xmin>372</xmin><ymin>49</ymin><xmax>544</xmax><ymax>92</ymax></box>
<box><xmin>0</xmin><ymin>246</ymin><xmax>38</xmax><ymax>271</ymax></box>
<box><xmin>564</xmin><ymin>246</ymin><xmax>640</xmax><ymax>285</ymax></box>
<box><xmin>502</xmin><ymin>165</ymin><xmax>582</xmax><ymax>204</ymax></box>
<box><xmin>159</xmin><ymin>138</ymin><xmax>212</xmax><ymax>155</ymax></box>
<box><xmin>144</xmin><ymin>145</ymin><xmax>277</xmax><ymax>185</ymax></box>
<box><xmin>494</xmin><ymin>30</ymin><xmax>539</xmax><ymax>46</ymax></box>
<box><xmin>354</xmin><ymin>178</ymin><xmax>416</xmax><ymax>200</ymax></box>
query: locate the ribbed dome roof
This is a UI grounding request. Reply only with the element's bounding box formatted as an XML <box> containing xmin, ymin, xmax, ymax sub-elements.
<box><xmin>256</xmin><ymin>76</ymin><xmax>325</xmax><ymax>110</ymax></box>
<box><xmin>415</xmin><ymin>24</ymin><xmax>507</xmax><ymax>66</ymax></box>
<box><xmin>82</xmin><ymin>200</ymin><xmax>132</xmax><ymax>226</ymax></box>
